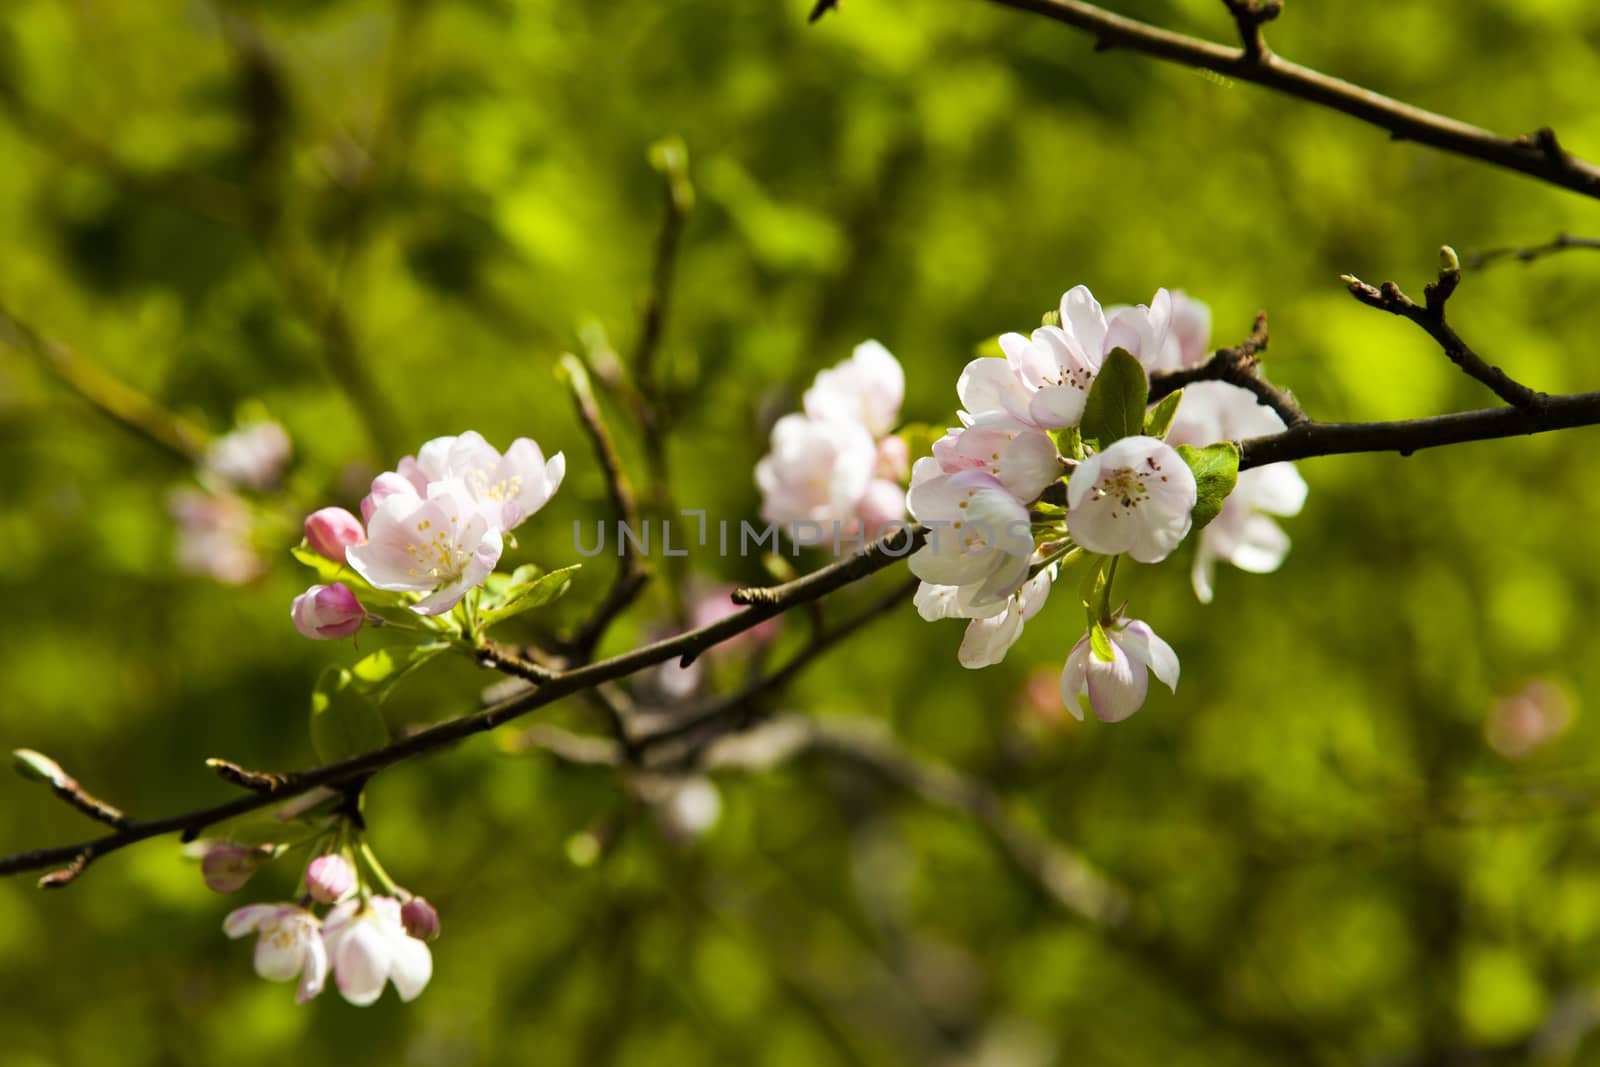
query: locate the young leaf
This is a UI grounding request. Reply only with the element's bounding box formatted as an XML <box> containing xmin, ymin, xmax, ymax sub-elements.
<box><xmin>480</xmin><ymin>564</ymin><xmax>582</xmax><ymax>628</ymax></box>
<box><xmin>309</xmin><ymin>666</ymin><xmax>391</xmax><ymax>764</ymax></box>
<box><xmin>1144</xmin><ymin>389</ymin><xmax>1183</xmax><ymax>439</ymax></box>
<box><xmin>1176</xmin><ymin>442</ymin><xmax>1240</xmax><ymax>531</ymax></box>
<box><xmin>1080</xmin><ymin>348</ymin><xmax>1148</xmax><ymax>450</ymax></box>
<box><xmin>1089</xmin><ymin>619</ymin><xmax>1116</xmax><ymax>663</ymax></box>
<box><xmin>349</xmin><ymin>642</ymin><xmax>452</xmax><ymax>704</ymax></box>
<box><xmin>290</xmin><ymin>543</ymin><xmax>347</xmax><ymax>584</ymax></box>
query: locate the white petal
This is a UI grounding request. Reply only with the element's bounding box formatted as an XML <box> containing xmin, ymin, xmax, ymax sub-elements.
<box><xmin>388</xmin><ymin>936</ymin><xmax>433</xmax><ymax>1002</ymax></box>
<box><xmin>1118</xmin><ymin>621</ymin><xmax>1180</xmax><ymax>692</ymax></box>
<box><xmin>1086</xmin><ymin>642</ymin><xmax>1149</xmax><ymax>723</ymax></box>
<box><xmin>334</xmin><ymin>924</ymin><xmax>390</xmax><ymax>1007</ymax></box>
<box><xmin>1059</xmin><ymin>638</ymin><xmax>1091</xmax><ymax>721</ymax></box>
<box><xmin>224</xmin><ymin>904</ymin><xmax>275</xmax><ymax>940</ymax></box>
<box><xmin>958</xmin><ymin>607</ymin><xmax>1025</xmax><ymax>669</ymax></box>
<box><xmin>296</xmin><ymin>932</ymin><xmax>330</xmax><ymax>1004</ymax></box>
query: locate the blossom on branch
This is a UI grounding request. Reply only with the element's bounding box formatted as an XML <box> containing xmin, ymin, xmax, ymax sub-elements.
<box><xmin>322</xmin><ymin>896</ymin><xmax>433</xmax><ymax>1006</ymax></box>
<box><xmin>346</xmin><ymin>485</ymin><xmax>504</xmax><ymax>616</ymax></box>
<box><xmin>1060</xmin><ymin>616</ymin><xmax>1180</xmax><ymax>723</ymax></box>
<box><xmin>1066</xmin><ymin>435</ymin><xmax>1197</xmax><ymax>564</ymax></box>
<box><xmin>224</xmin><ymin>903</ymin><xmax>329</xmax><ymax>1004</ymax></box>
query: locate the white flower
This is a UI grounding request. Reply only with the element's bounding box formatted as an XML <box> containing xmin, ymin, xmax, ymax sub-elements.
<box><xmin>1156</xmin><ymin>289</ymin><xmax>1213</xmax><ymax>372</ymax></box>
<box><xmin>931</xmin><ymin>413</ymin><xmax>1061</xmax><ymax>502</ymax></box>
<box><xmin>322</xmin><ymin>896</ymin><xmax>433</xmax><ymax>1006</ymax></box>
<box><xmin>1066</xmin><ymin>435</ymin><xmax>1197</xmax><ymax>563</ymax></box>
<box><xmin>803</xmin><ymin>340</ymin><xmax>904</xmax><ymax>437</ymax></box>
<box><xmin>224</xmin><ymin>903</ymin><xmax>329</xmax><ymax>1004</ymax></box>
<box><xmin>906</xmin><ymin>459</ymin><xmax>1033</xmax><ymax>610</ymax></box>
<box><xmin>168</xmin><ymin>488</ymin><xmax>264</xmax><ymax>585</ymax></box>
<box><xmin>755</xmin><ymin>413</ymin><xmax>879</xmax><ymax>544</ymax></box>
<box><xmin>203</xmin><ymin>420</ymin><xmax>291</xmax><ymax>492</ymax></box>
<box><xmin>1060</xmin><ymin>616</ymin><xmax>1180</xmax><ymax>723</ymax></box>
<box><xmin>928</xmin><ymin>565</ymin><xmax>1054</xmax><ymax>669</ymax></box>
<box><xmin>346</xmin><ymin>483</ymin><xmax>503</xmax><ymax>615</ymax></box>
<box><xmin>1167</xmin><ymin>381</ymin><xmax>1307</xmax><ymax>602</ymax></box>
<box><xmin>997</xmin><ymin>325</ymin><xmax>1101</xmax><ymax>428</ymax></box>
<box><xmin>414</xmin><ymin>431</ymin><xmax>565</xmax><ymax>534</ymax></box>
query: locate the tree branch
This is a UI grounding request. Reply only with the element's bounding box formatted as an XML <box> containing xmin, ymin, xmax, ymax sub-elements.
<box><xmin>973</xmin><ymin>0</ymin><xmax>1600</xmax><ymax>200</ymax></box>
<box><xmin>1466</xmin><ymin>233</ymin><xmax>1600</xmax><ymax>269</ymax></box>
<box><xmin>0</xmin><ymin>527</ymin><xmax>924</xmax><ymax>883</ymax></box>
<box><xmin>1148</xmin><ymin>311</ymin><xmax>1308</xmax><ymax>426</ymax></box>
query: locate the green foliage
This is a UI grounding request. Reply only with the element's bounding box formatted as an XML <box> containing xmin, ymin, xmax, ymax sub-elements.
<box><xmin>1177</xmin><ymin>442</ymin><xmax>1241</xmax><ymax>531</ymax></box>
<box><xmin>3</xmin><ymin>0</ymin><xmax>1600</xmax><ymax>1063</ymax></box>
<box><xmin>1079</xmin><ymin>348</ymin><xmax>1148</xmax><ymax>450</ymax></box>
<box><xmin>478</xmin><ymin>564</ymin><xmax>581</xmax><ymax>629</ymax></box>
<box><xmin>309</xmin><ymin>666</ymin><xmax>391</xmax><ymax>765</ymax></box>
<box><xmin>1143</xmin><ymin>388</ymin><xmax>1183</xmax><ymax>439</ymax></box>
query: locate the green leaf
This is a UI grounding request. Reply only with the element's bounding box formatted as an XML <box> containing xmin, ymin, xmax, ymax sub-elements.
<box><xmin>480</xmin><ymin>563</ymin><xmax>546</xmax><ymax>610</ymax></box>
<box><xmin>349</xmin><ymin>642</ymin><xmax>451</xmax><ymax>704</ymax></box>
<box><xmin>309</xmin><ymin>666</ymin><xmax>391</xmax><ymax>764</ymax></box>
<box><xmin>1144</xmin><ymin>389</ymin><xmax>1183</xmax><ymax>439</ymax></box>
<box><xmin>480</xmin><ymin>564</ymin><xmax>582</xmax><ymax>628</ymax></box>
<box><xmin>290</xmin><ymin>543</ymin><xmax>347</xmax><ymax>584</ymax></box>
<box><xmin>1177</xmin><ymin>442</ymin><xmax>1241</xmax><ymax>531</ymax></box>
<box><xmin>1080</xmin><ymin>348</ymin><xmax>1148</xmax><ymax>450</ymax></box>
<box><xmin>1089</xmin><ymin>619</ymin><xmax>1115</xmax><ymax>663</ymax></box>
<box><xmin>1048</xmin><ymin>426</ymin><xmax>1084</xmax><ymax>462</ymax></box>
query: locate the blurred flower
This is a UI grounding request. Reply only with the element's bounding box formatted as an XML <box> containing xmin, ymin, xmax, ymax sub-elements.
<box><xmin>322</xmin><ymin>896</ymin><xmax>433</xmax><ymax>1006</ymax></box>
<box><xmin>907</xmin><ymin>460</ymin><xmax>1033</xmax><ymax>611</ymax></box>
<box><xmin>168</xmin><ymin>488</ymin><xmax>265</xmax><ymax>585</ymax></box>
<box><xmin>201</xmin><ymin>843</ymin><xmax>268</xmax><ymax>894</ymax></box>
<box><xmin>400</xmin><ymin>897</ymin><xmax>441</xmax><ymax>943</ymax></box>
<box><xmin>306</xmin><ymin>853</ymin><xmax>357</xmax><ymax>904</ymax></box>
<box><xmin>1168</xmin><ymin>381</ymin><xmax>1307</xmax><ymax>602</ymax></box>
<box><xmin>653</xmin><ymin>776</ymin><xmax>723</xmax><ymax>845</ymax></box>
<box><xmin>1157</xmin><ymin>289</ymin><xmax>1213</xmax><ymax>371</ymax></box>
<box><xmin>803</xmin><ymin>339</ymin><xmax>904</xmax><ymax>438</ymax></box>
<box><xmin>1061</xmin><ymin>616</ymin><xmax>1180</xmax><ymax>723</ymax></box>
<box><xmin>1486</xmin><ymin>679</ymin><xmax>1575</xmax><ymax>760</ymax></box>
<box><xmin>203</xmin><ymin>419</ymin><xmax>291</xmax><ymax>492</ymax></box>
<box><xmin>223</xmin><ymin>903</ymin><xmax>328</xmax><ymax>1004</ymax></box>
<box><xmin>291</xmin><ymin>582</ymin><xmax>366</xmax><ymax>639</ymax></box>
<box><xmin>1066</xmin><ymin>435</ymin><xmax>1196</xmax><ymax>563</ymax></box>
<box><xmin>346</xmin><ymin>484</ymin><xmax>502</xmax><ymax>615</ymax></box>
<box><xmin>304</xmin><ymin>507</ymin><xmax>365</xmax><ymax>563</ymax></box>
<box><xmin>757</xmin><ymin>342</ymin><xmax>909</xmax><ymax>544</ymax></box>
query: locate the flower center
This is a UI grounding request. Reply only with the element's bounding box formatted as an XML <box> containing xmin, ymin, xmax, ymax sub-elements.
<box><xmin>1091</xmin><ymin>453</ymin><xmax>1169</xmax><ymax>518</ymax></box>
<box><xmin>403</xmin><ymin>518</ymin><xmax>470</xmax><ymax>583</ymax></box>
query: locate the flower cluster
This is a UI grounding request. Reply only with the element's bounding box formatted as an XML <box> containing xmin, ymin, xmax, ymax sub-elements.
<box><xmin>215</xmin><ymin>845</ymin><xmax>440</xmax><ymax>1006</ymax></box>
<box><xmin>756</xmin><ymin>341</ymin><xmax>910</xmax><ymax>545</ymax></box>
<box><xmin>909</xmin><ymin>285</ymin><xmax>1305</xmax><ymax>722</ymax></box>
<box><xmin>289</xmin><ymin>431</ymin><xmax>566</xmax><ymax>640</ymax></box>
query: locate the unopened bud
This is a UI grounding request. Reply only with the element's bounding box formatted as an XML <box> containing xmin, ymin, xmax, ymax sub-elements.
<box><xmin>13</xmin><ymin>749</ymin><xmax>65</xmax><ymax>787</ymax></box>
<box><xmin>304</xmin><ymin>507</ymin><xmax>365</xmax><ymax>563</ymax></box>
<box><xmin>1439</xmin><ymin>245</ymin><xmax>1461</xmax><ymax>275</ymax></box>
<box><xmin>306</xmin><ymin>852</ymin><xmax>357</xmax><ymax>904</ymax></box>
<box><xmin>401</xmin><ymin>896</ymin><xmax>441</xmax><ymax>941</ymax></box>
<box><xmin>291</xmin><ymin>583</ymin><xmax>365</xmax><ymax>640</ymax></box>
<box><xmin>202</xmin><ymin>843</ymin><xmax>267</xmax><ymax>894</ymax></box>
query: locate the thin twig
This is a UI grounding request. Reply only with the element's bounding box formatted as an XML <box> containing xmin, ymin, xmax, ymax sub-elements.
<box><xmin>1466</xmin><ymin>233</ymin><xmax>1600</xmax><ymax>269</ymax></box>
<box><xmin>1339</xmin><ymin>249</ymin><xmax>1545</xmax><ymax>410</ymax></box>
<box><xmin>973</xmin><ymin>0</ymin><xmax>1600</xmax><ymax>200</ymax></box>
<box><xmin>1148</xmin><ymin>311</ymin><xmax>1308</xmax><ymax>426</ymax></box>
<box><xmin>1220</xmin><ymin>0</ymin><xmax>1281</xmax><ymax>62</ymax></box>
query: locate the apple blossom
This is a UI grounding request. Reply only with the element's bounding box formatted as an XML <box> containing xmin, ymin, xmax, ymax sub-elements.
<box><xmin>803</xmin><ymin>339</ymin><xmax>904</xmax><ymax>437</ymax></box>
<box><xmin>755</xmin><ymin>413</ymin><xmax>879</xmax><ymax>544</ymax></box>
<box><xmin>304</xmin><ymin>507</ymin><xmax>365</xmax><ymax>563</ymax></box>
<box><xmin>1066</xmin><ymin>435</ymin><xmax>1197</xmax><ymax>563</ymax></box>
<box><xmin>224</xmin><ymin>903</ymin><xmax>329</xmax><ymax>1004</ymax></box>
<box><xmin>359</xmin><ymin>433</ymin><xmax>564</xmax><ymax>535</ymax></box>
<box><xmin>346</xmin><ymin>484</ymin><xmax>503</xmax><ymax>615</ymax></box>
<box><xmin>1156</xmin><ymin>289</ymin><xmax>1213</xmax><ymax>372</ymax></box>
<box><xmin>203</xmin><ymin>419</ymin><xmax>291</xmax><ymax>492</ymax></box>
<box><xmin>306</xmin><ymin>853</ymin><xmax>357</xmax><ymax>904</ymax></box>
<box><xmin>906</xmin><ymin>459</ymin><xmax>1033</xmax><ymax>609</ymax></box>
<box><xmin>291</xmin><ymin>583</ymin><xmax>367</xmax><ymax>640</ymax></box>
<box><xmin>931</xmin><ymin>413</ymin><xmax>1061</xmax><ymax>502</ymax></box>
<box><xmin>1167</xmin><ymin>381</ymin><xmax>1307</xmax><ymax>602</ymax></box>
<box><xmin>1060</xmin><ymin>616</ymin><xmax>1180</xmax><ymax>723</ymax></box>
<box><xmin>322</xmin><ymin>896</ymin><xmax>433</xmax><ymax>1005</ymax></box>
<box><xmin>168</xmin><ymin>488</ymin><xmax>264</xmax><ymax>585</ymax></box>
<box><xmin>401</xmin><ymin>897</ymin><xmax>441</xmax><ymax>942</ymax></box>
<box><xmin>996</xmin><ymin>325</ymin><xmax>1101</xmax><ymax>429</ymax></box>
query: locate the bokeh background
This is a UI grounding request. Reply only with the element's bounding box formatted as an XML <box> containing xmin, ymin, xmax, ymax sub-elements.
<box><xmin>4</xmin><ymin>0</ymin><xmax>1600</xmax><ymax>1064</ymax></box>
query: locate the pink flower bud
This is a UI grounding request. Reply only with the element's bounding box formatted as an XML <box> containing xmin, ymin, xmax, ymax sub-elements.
<box><xmin>401</xmin><ymin>896</ymin><xmax>441</xmax><ymax>941</ymax></box>
<box><xmin>306</xmin><ymin>853</ymin><xmax>357</xmax><ymax>904</ymax></box>
<box><xmin>291</xmin><ymin>583</ymin><xmax>365</xmax><ymax>640</ymax></box>
<box><xmin>202</xmin><ymin>843</ymin><xmax>267</xmax><ymax>894</ymax></box>
<box><xmin>304</xmin><ymin>507</ymin><xmax>365</xmax><ymax>562</ymax></box>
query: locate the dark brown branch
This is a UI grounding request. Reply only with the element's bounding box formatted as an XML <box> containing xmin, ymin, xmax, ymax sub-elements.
<box><xmin>1466</xmin><ymin>233</ymin><xmax>1600</xmax><ymax>269</ymax></box>
<box><xmin>976</xmin><ymin>0</ymin><xmax>1600</xmax><ymax>200</ymax></box>
<box><xmin>1339</xmin><ymin>251</ymin><xmax>1544</xmax><ymax>410</ymax></box>
<box><xmin>0</xmin><ymin>527</ymin><xmax>924</xmax><ymax>883</ymax></box>
<box><xmin>205</xmin><ymin>758</ymin><xmax>287</xmax><ymax>794</ymax></box>
<box><xmin>12</xmin><ymin>750</ymin><xmax>130</xmax><ymax>829</ymax></box>
<box><xmin>1220</xmin><ymin>0</ymin><xmax>1280</xmax><ymax>62</ymax></box>
<box><xmin>632</xmin><ymin>576</ymin><xmax>919</xmax><ymax>761</ymax></box>
<box><xmin>1148</xmin><ymin>311</ymin><xmax>1308</xmax><ymax>426</ymax></box>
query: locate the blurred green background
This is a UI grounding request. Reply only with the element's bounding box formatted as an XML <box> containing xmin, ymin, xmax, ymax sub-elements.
<box><xmin>4</xmin><ymin>0</ymin><xmax>1600</xmax><ymax>1064</ymax></box>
